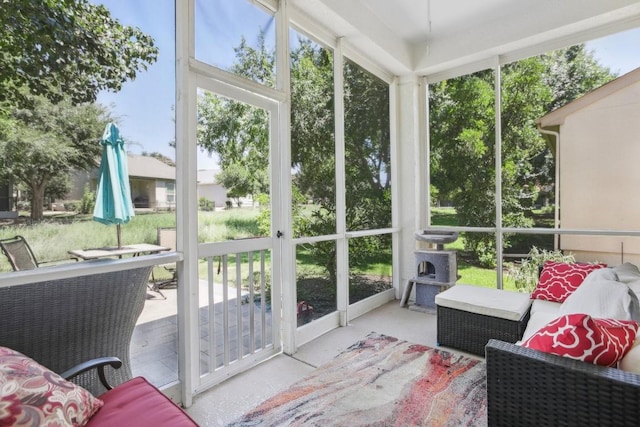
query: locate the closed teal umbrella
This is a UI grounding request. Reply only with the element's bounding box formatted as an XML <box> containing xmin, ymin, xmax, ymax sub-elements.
<box><xmin>93</xmin><ymin>123</ymin><xmax>135</xmax><ymax>248</ymax></box>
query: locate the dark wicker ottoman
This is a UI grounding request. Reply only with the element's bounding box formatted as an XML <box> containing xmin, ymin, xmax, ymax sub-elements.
<box><xmin>435</xmin><ymin>285</ymin><xmax>532</xmax><ymax>356</ymax></box>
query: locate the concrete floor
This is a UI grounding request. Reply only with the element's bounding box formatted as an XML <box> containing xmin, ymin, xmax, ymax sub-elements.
<box><xmin>183</xmin><ymin>300</ymin><xmax>442</xmax><ymax>426</ymax></box>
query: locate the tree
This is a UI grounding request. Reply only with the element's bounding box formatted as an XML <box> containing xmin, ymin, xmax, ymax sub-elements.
<box><xmin>216</xmin><ymin>163</ymin><xmax>254</xmax><ymax>207</ymax></box>
<box><xmin>197</xmin><ymin>35</ymin><xmax>273</xmax><ymax>201</ymax></box>
<box><xmin>0</xmin><ymin>0</ymin><xmax>158</xmax><ymax>107</ymax></box>
<box><xmin>429</xmin><ymin>45</ymin><xmax>615</xmax><ymax>266</ymax></box>
<box><xmin>198</xmin><ymin>34</ymin><xmax>392</xmax><ymax>283</ymax></box>
<box><xmin>542</xmin><ymin>44</ymin><xmax>615</xmax><ymax>112</ymax></box>
<box><xmin>0</xmin><ymin>94</ymin><xmax>113</xmax><ymax>220</ymax></box>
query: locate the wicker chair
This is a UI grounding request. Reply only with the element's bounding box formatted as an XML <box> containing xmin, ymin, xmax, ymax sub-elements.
<box><xmin>485</xmin><ymin>339</ymin><xmax>640</xmax><ymax>426</ymax></box>
<box><xmin>0</xmin><ymin>265</ymin><xmax>153</xmax><ymax>396</ymax></box>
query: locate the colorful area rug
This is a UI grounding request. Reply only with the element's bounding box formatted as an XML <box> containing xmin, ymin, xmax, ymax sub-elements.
<box><xmin>228</xmin><ymin>332</ymin><xmax>487</xmax><ymax>426</ymax></box>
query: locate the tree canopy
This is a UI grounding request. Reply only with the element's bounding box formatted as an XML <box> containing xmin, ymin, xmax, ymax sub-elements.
<box><xmin>197</xmin><ymin>29</ymin><xmax>616</xmax><ymax>271</ymax></box>
<box><xmin>429</xmin><ymin>44</ymin><xmax>615</xmax><ymax>265</ymax></box>
<box><xmin>197</xmin><ymin>35</ymin><xmax>272</xmax><ymax>200</ymax></box>
<box><xmin>0</xmin><ymin>0</ymin><xmax>158</xmax><ymax>107</ymax></box>
<box><xmin>0</xmin><ymin>94</ymin><xmax>113</xmax><ymax>220</ymax></box>
<box><xmin>0</xmin><ymin>0</ymin><xmax>159</xmax><ymax>220</ymax></box>
<box><xmin>197</xmin><ymin>34</ymin><xmax>392</xmax><ymax>281</ymax></box>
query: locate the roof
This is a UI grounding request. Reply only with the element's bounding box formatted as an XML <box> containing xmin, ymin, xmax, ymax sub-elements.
<box><xmin>537</xmin><ymin>66</ymin><xmax>640</xmax><ymax>128</ymax></box>
<box><xmin>197</xmin><ymin>169</ymin><xmax>221</xmax><ymax>185</ymax></box>
<box><xmin>127</xmin><ymin>154</ymin><xmax>175</xmax><ymax>181</ymax></box>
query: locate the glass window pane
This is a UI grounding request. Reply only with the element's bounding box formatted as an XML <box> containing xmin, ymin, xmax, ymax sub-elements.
<box><xmin>344</xmin><ymin>59</ymin><xmax>391</xmax><ymax>231</ymax></box>
<box><xmin>349</xmin><ymin>235</ymin><xmax>392</xmax><ymax>304</ymax></box>
<box><xmin>502</xmin><ymin>39</ymin><xmax>632</xmax><ymax>265</ymax></box>
<box><xmin>196</xmin><ymin>88</ymin><xmax>271</xmax><ymax>242</ymax></box>
<box><xmin>499</xmin><ymin>57</ymin><xmax>555</xmax><ymax>258</ymax></box>
<box><xmin>290</xmin><ymin>30</ymin><xmax>335</xmax><ymax>238</ymax></box>
<box><xmin>195</xmin><ymin>0</ymin><xmax>276</xmax><ymax>88</ymax></box>
<box><xmin>429</xmin><ymin>69</ymin><xmax>496</xmax><ymax>230</ymax></box>
<box><xmin>296</xmin><ymin>241</ymin><xmax>337</xmax><ymax>326</ymax></box>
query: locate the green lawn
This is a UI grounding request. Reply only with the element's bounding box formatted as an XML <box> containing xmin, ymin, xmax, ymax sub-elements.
<box><xmin>431</xmin><ymin>207</ymin><xmax>518</xmax><ymax>290</ymax></box>
<box><xmin>1</xmin><ymin>207</ymin><xmax>522</xmax><ymax>291</ymax></box>
<box><xmin>0</xmin><ymin>209</ymin><xmax>261</xmax><ymax>274</ymax></box>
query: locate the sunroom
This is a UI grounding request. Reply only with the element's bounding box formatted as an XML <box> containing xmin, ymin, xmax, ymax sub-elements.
<box><xmin>2</xmin><ymin>0</ymin><xmax>640</xmax><ymax>423</ymax></box>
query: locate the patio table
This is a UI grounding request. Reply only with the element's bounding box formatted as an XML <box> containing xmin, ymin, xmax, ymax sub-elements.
<box><xmin>68</xmin><ymin>243</ymin><xmax>170</xmax><ymax>261</ymax></box>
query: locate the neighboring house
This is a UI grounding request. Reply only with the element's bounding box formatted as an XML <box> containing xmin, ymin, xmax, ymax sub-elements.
<box><xmin>0</xmin><ymin>182</ymin><xmax>17</xmax><ymax>219</ymax></box>
<box><xmin>68</xmin><ymin>154</ymin><xmax>177</xmax><ymax>210</ymax></box>
<box><xmin>537</xmin><ymin>67</ymin><xmax>640</xmax><ymax>266</ymax></box>
<box><xmin>197</xmin><ymin>169</ymin><xmax>227</xmax><ymax>209</ymax></box>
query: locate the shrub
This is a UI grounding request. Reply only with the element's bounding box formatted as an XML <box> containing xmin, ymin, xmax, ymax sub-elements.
<box><xmin>198</xmin><ymin>197</ymin><xmax>215</xmax><ymax>211</ymax></box>
<box><xmin>508</xmin><ymin>246</ymin><xmax>575</xmax><ymax>293</ymax></box>
<box><xmin>79</xmin><ymin>184</ymin><xmax>95</xmax><ymax>214</ymax></box>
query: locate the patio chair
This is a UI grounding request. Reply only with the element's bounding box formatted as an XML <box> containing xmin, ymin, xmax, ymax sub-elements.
<box><xmin>0</xmin><ymin>235</ymin><xmax>73</xmax><ymax>271</ymax></box>
<box><xmin>150</xmin><ymin>227</ymin><xmax>177</xmax><ymax>297</ymax></box>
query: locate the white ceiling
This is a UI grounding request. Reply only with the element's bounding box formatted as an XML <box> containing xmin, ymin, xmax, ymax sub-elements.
<box><xmin>289</xmin><ymin>0</ymin><xmax>640</xmax><ymax>78</ymax></box>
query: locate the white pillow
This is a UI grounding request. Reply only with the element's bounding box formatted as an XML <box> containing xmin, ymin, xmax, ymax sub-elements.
<box><xmin>559</xmin><ymin>268</ymin><xmax>640</xmax><ymax>322</ymax></box>
<box><xmin>626</xmin><ymin>279</ymin><xmax>640</xmax><ymax>300</ymax></box>
<box><xmin>613</xmin><ymin>263</ymin><xmax>640</xmax><ymax>284</ymax></box>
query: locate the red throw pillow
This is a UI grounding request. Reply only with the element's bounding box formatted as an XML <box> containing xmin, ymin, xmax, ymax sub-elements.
<box><xmin>0</xmin><ymin>346</ymin><xmax>103</xmax><ymax>427</ymax></box>
<box><xmin>522</xmin><ymin>313</ymin><xmax>638</xmax><ymax>367</ymax></box>
<box><xmin>530</xmin><ymin>261</ymin><xmax>606</xmax><ymax>302</ymax></box>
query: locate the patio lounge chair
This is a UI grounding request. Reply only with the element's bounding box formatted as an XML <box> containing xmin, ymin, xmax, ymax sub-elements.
<box><xmin>0</xmin><ymin>265</ymin><xmax>153</xmax><ymax>396</ymax></box>
<box><xmin>0</xmin><ymin>235</ymin><xmax>73</xmax><ymax>271</ymax></box>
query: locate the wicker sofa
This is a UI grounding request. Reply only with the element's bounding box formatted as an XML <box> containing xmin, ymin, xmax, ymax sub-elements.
<box><xmin>485</xmin><ymin>262</ymin><xmax>640</xmax><ymax>426</ymax></box>
<box><xmin>486</xmin><ymin>339</ymin><xmax>640</xmax><ymax>426</ymax></box>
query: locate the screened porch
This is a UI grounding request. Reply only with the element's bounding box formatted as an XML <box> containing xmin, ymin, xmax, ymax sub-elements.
<box><xmin>2</xmin><ymin>0</ymin><xmax>640</xmax><ymax>421</ymax></box>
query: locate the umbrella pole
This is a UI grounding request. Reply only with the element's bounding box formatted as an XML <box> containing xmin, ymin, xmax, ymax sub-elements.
<box><xmin>117</xmin><ymin>224</ymin><xmax>122</xmax><ymax>249</ymax></box>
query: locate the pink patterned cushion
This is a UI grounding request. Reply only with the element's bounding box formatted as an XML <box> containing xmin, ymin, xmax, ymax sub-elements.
<box><xmin>0</xmin><ymin>346</ymin><xmax>103</xmax><ymax>427</ymax></box>
<box><xmin>531</xmin><ymin>261</ymin><xmax>606</xmax><ymax>302</ymax></box>
<box><xmin>522</xmin><ymin>313</ymin><xmax>638</xmax><ymax>367</ymax></box>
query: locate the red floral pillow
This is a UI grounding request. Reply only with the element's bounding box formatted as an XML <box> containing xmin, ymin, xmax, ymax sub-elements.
<box><xmin>521</xmin><ymin>313</ymin><xmax>638</xmax><ymax>367</ymax></box>
<box><xmin>0</xmin><ymin>346</ymin><xmax>103</xmax><ymax>427</ymax></box>
<box><xmin>530</xmin><ymin>261</ymin><xmax>606</xmax><ymax>302</ymax></box>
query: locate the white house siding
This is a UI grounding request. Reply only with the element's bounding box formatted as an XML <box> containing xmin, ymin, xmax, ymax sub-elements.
<box><xmin>197</xmin><ymin>169</ymin><xmax>227</xmax><ymax>209</ymax></box>
<box><xmin>197</xmin><ymin>183</ymin><xmax>227</xmax><ymax>209</ymax></box>
<box><xmin>556</xmin><ymin>74</ymin><xmax>640</xmax><ymax>265</ymax></box>
<box><xmin>155</xmin><ymin>180</ymin><xmax>176</xmax><ymax>210</ymax></box>
<box><xmin>67</xmin><ymin>170</ymin><xmax>95</xmax><ymax>200</ymax></box>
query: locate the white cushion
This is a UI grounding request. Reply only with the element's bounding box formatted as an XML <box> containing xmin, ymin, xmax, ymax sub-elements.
<box><xmin>558</xmin><ymin>268</ymin><xmax>640</xmax><ymax>322</ymax></box>
<box><xmin>530</xmin><ymin>299</ymin><xmax>561</xmax><ymax>316</ymax></box>
<box><xmin>435</xmin><ymin>284</ymin><xmax>532</xmax><ymax>321</ymax></box>
<box><xmin>517</xmin><ymin>311</ymin><xmax>559</xmax><ymax>344</ymax></box>
<box><xmin>619</xmin><ymin>337</ymin><xmax>640</xmax><ymax>374</ymax></box>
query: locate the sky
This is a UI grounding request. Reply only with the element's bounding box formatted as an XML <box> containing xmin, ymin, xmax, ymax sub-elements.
<box><xmin>93</xmin><ymin>1</ymin><xmax>640</xmax><ymax>171</ymax></box>
<box><xmin>93</xmin><ymin>0</ymin><xmax>273</xmax><ymax>170</ymax></box>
